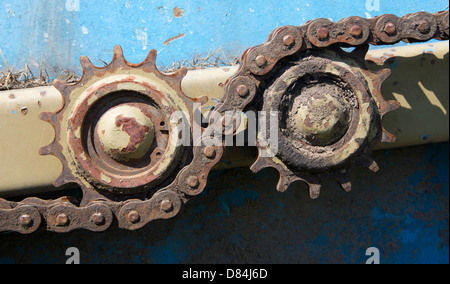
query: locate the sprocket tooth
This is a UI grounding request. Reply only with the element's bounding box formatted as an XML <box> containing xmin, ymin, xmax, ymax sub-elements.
<box><xmin>53</xmin><ymin>174</ymin><xmax>67</xmax><ymax>188</ymax></box>
<box><xmin>351</xmin><ymin>44</ymin><xmax>370</xmax><ymax>58</ymax></box>
<box><xmin>367</xmin><ymin>159</ymin><xmax>380</xmax><ymax>173</ymax></box>
<box><xmin>336</xmin><ymin>175</ymin><xmax>352</xmax><ymax>192</ymax></box>
<box><xmin>375</xmin><ymin>68</ymin><xmax>392</xmax><ymax>83</ymax></box>
<box><xmin>381</xmin><ymin>128</ymin><xmax>398</xmax><ymax>143</ymax></box>
<box><xmin>275</xmin><ymin>174</ymin><xmax>300</xmax><ymax>193</ymax></box>
<box><xmin>112</xmin><ymin>45</ymin><xmax>126</xmax><ymax>63</ymax></box>
<box><xmin>52</xmin><ymin>79</ymin><xmax>69</xmax><ymax>94</ymax></box>
<box><xmin>349</xmin><ymin>44</ymin><xmax>370</xmax><ymax>68</ymax></box>
<box><xmin>39</xmin><ymin>144</ymin><xmax>54</xmax><ymax>156</ymax></box>
<box><xmin>79</xmin><ymin>55</ymin><xmax>96</xmax><ymax>72</ymax></box>
<box><xmin>170</xmin><ymin>66</ymin><xmax>189</xmax><ymax>92</ymax></box>
<box><xmin>308</xmin><ymin>183</ymin><xmax>321</xmax><ymax>199</ymax></box>
<box><xmin>38</xmin><ymin>111</ymin><xmax>55</xmax><ymax>122</ymax></box>
<box><xmin>250</xmin><ymin>156</ymin><xmax>270</xmax><ymax>173</ymax></box>
<box><xmin>143</xmin><ymin>49</ymin><xmax>158</xmax><ymax>66</ymax></box>
<box><xmin>174</xmin><ymin>66</ymin><xmax>188</xmax><ymax>81</ymax></box>
<box><xmin>381</xmin><ymin>100</ymin><xmax>401</xmax><ymax>117</ymax></box>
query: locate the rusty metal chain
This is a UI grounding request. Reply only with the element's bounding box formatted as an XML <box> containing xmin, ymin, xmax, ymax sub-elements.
<box><xmin>0</xmin><ymin>10</ymin><xmax>448</xmax><ymax>234</ymax></box>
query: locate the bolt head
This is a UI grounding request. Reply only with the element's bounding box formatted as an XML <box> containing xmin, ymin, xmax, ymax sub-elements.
<box><xmin>255</xmin><ymin>55</ymin><xmax>268</xmax><ymax>67</ymax></box>
<box><xmin>350</xmin><ymin>25</ymin><xmax>362</xmax><ymax>37</ymax></box>
<box><xmin>160</xmin><ymin>200</ymin><xmax>174</xmax><ymax>212</ymax></box>
<box><xmin>282</xmin><ymin>34</ymin><xmax>295</xmax><ymax>46</ymax></box>
<box><xmin>187</xmin><ymin>175</ymin><xmax>200</xmax><ymax>188</ymax></box>
<box><xmin>19</xmin><ymin>214</ymin><xmax>32</xmax><ymax>227</ymax></box>
<box><xmin>96</xmin><ymin>104</ymin><xmax>155</xmax><ymax>162</ymax></box>
<box><xmin>418</xmin><ymin>20</ymin><xmax>431</xmax><ymax>34</ymax></box>
<box><xmin>203</xmin><ymin>146</ymin><xmax>217</xmax><ymax>159</ymax></box>
<box><xmin>127</xmin><ymin>210</ymin><xmax>140</xmax><ymax>224</ymax></box>
<box><xmin>317</xmin><ymin>27</ymin><xmax>329</xmax><ymax>40</ymax></box>
<box><xmin>91</xmin><ymin>212</ymin><xmax>105</xmax><ymax>226</ymax></box>
<box><xmin>236</xmin><ymin>84</ymin><xmax>249</xmax><ymax>98</ymax></box>
<box><xmin>55</xmin><ymin>213</ymin><xmax>69</xmax><ymax>226</ymax></box>
<box><xmin>384</xmin><ymin>22</ymin><xmax>396</xmax><ymax>35</ymax></box>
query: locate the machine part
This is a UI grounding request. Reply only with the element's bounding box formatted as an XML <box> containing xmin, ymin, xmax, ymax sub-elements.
<box><xmin>0</xmin><ymin>10</ymin><xmax>448</xmax><ymax>234</ymax></box>
<box><xmin>215</xmin><ymin>10</ymin><xmax>448</xmax><ymax>197</ymax></box>
<box><xmin>0</xmin><ymin>42</ymin><xmax>448</xmax><ymax>197</ymax></box>
<box><xmin>41</xmin><ymin>46</ymin><xmax>198</xmax><ymax>197</ymax></box>
<box><xmin>0</xmin><ymin>46</ymin><xmax>224</xmax><ymax>233</ymax></box>
<box><xmin>251</xmin><ymin>46</ymin><xmax>397</xmax><ymax>196</ymax></box>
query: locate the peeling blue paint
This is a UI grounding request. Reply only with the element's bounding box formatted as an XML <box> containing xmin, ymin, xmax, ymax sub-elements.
<box><xmin>0</xmin><ymin>0</ymin><xmax>447</xmax><ymax>265</ymax></box>
<box><xmin>1</xmin><ymin>0</ymin><xmax>448</xmax><ymax>75</ymax></box>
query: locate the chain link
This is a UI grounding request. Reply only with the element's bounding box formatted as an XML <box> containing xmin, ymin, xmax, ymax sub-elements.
<box><xmin>0</xmin><ymin>10</ymin><xmax>448</xmax><ymax>233</ymax></box>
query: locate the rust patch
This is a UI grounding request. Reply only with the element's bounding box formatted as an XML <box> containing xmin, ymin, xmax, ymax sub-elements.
<box><xmin>40</xmin><ymin>91</ymin><xmax>46</xmax><ymax>97</ymax></box>
<box><xmin>163</xmin><ymin>33</ymin><xmax>185</xmax><ymax>46</ymax></box>
<box><xmin>173</xmin><ymin>7</ymin><xmax>184</xmax><ymax>18</ymax></box>
<box><xmin>21</xmin><ymin>107</ymin><xmax>28</xmax><ymax>115</ymax></box>
<box><xmin>8</xmin><ymin>94</ymin><xmax>15</xmax><ymax>99</ymax></box>
<box><xmin>115</xmin><ymin>115</ymin><xmax>150</xmax><ymax>154</ymax></box>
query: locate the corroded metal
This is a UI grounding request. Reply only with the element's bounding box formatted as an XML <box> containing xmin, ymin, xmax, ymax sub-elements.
<box><xmin>0</xmin><ymin>10</ymin><xmax>448</xmax><ymax>233</ymax></box>
<box><xmin>0</xmin><ymin>46</ymin><xmax>224</xmax><ymax>233</ymax></box>
<box><xmin>217</xmin><ymin>10</ymin><xmax>449</xmax><ymax>197</ymax></box>
<box><xmin>251</xmin><ymin>47</ymin><xmax>397</xmax><ymax>196</ymax></box>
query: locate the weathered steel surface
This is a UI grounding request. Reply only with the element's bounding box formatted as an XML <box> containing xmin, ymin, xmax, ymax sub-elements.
<box><xmin>217</xmin><ymin>10</ymin><xmax>448</xmax><ymax>197</ymax></box>
<box><xmin>0</xmin><ymin>142</ymin><xmax>447</xmax><ymax>263</ymax></box>
<box><xmin>0</xmin><ymin>46</ymin><xmax>225</xmax><ymax>233</ymax></box>
<box><xmin>0</xmin><ymin>11</ymin><xmax>448</xmax><ymax>233</ymax></box>
<box><xmin>1</xmin><ymin>42</ymin><xmax>448</xmax><ymax>198</ymax></box>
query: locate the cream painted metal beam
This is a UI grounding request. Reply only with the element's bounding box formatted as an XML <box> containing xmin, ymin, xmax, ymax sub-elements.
<box><xmin>0</xmin><ymin>42</ymin><xmax>448</xmax><ymax>196</ymax></box>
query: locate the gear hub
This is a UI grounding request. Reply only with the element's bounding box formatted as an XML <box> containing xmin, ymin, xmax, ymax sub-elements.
<box><xmin>40</xmin><ymin>46</ymin><xmax>196</xmax><ymax>199</ymax></box>
<box><xmin>250</xmin><ymin>46</ymin><xmax>401</xmax><ymax>198</ymax></box>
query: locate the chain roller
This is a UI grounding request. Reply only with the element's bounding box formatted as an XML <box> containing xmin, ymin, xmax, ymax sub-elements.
<box><xmin>0</xmin><ymin>10</ymin><xmax>448</xmax><ymax>233</ymax></box>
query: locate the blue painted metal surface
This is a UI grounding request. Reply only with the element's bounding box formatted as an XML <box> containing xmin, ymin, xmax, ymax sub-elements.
<box><xmin>1</xmin><ymin>0</ymin><xmax>448</xmax><ymax>74</ymax></box>
<box><xmin>0</xmin><ymin>0</ymin><xmax>448</xmax><ymax>264</ymax></box>
<box><xmin>0</xmin><ymin>142</ymin><xmax>448</xmax><ymax>264</ymax></box>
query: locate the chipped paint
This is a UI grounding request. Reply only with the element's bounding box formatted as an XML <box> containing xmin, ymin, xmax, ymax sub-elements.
<box><xmin>163</xmin><ymin>33</ymin><xmax>186</xmax><ymax>46</ymax></box>
<box><xmin>101</xmin><ymin>173</ymin><xmax>112</xmax><ymax>184</ymax></box>
<box><xmin>173</xmin><ymin>7</ymin><xmax>184</xmax><ymax>18</ymax></box>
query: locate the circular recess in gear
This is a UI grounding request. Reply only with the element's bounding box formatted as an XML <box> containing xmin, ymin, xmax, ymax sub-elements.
<box><xmin>40</xmin><ymin>46</ymin><xmax>195</xmax><ymax>196</ymax></box>
<box><xmin>283</xmin><ymin>77</ymin><xmax>355</xmax><ymax>147</ymax></box>
<box><xmin>251</xmin><ymin>47</ymin><xmax>400</xmax><ymax>195</ymax></box>
<box><xmin>262</xmin><ymin>53</ymin><xmax>377</xmax><ymax>172</ymax></box>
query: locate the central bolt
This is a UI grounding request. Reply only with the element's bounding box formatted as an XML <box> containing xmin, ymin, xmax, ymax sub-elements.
<box><xmin>97</xmin><ymin>104</ymin><xmax>155</xmax><ymax>162</ymax></box>
<box><xmin>289</xmin><ymin>82</ymin><xmax>352</xmax><ymax>146</ymax></box>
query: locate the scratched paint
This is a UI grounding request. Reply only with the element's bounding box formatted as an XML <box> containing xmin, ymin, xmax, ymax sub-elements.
<box><xmin>0</xmin><ymin>0</ymin><xmax>448</xmax><ymax>74</ymax></box>
<box><xmin>0</xmin><ymin>0</ymin><xmax>448</xmax><ymax>264</ymax></box>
